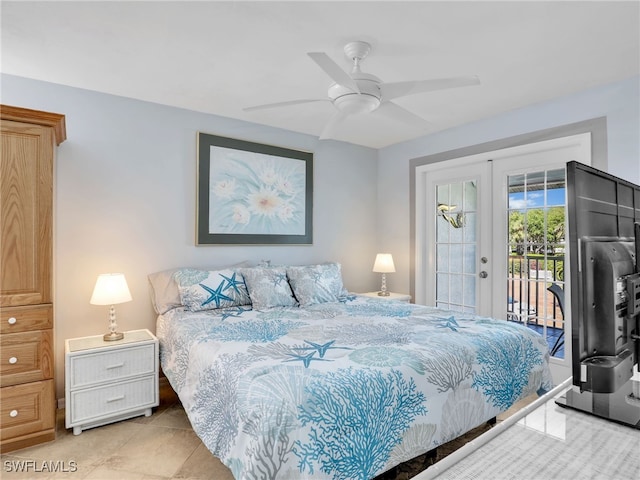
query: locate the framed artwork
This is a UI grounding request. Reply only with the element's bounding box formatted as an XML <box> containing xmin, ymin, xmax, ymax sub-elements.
<box><xmin>197</xmin><ymin>133</ymin><xmax>313</xmax><ymax>245</ymax></box>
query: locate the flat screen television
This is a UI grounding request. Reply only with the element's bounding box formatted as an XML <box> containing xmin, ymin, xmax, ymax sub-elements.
<box><xmin>556</xmin><ymin>161</ymin><xmax>640</xmax><ymax>428</ymax></box>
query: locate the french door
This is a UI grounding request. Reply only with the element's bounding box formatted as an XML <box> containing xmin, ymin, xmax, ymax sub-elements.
<box><xmin>419</xmin><ymin>162</ymin><xmax>491</xmax><ymax>315</ymax></box>
<box><xmin>415</xmin><ymin>134</ymin><xmax>591</xmax><ymax>384</ymax></box>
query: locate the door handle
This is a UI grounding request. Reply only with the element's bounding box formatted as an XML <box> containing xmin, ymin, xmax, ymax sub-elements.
<box><xmin>479</xmin><ymin>271</ymin><xmax>488</xmax><ymax>278</ymax></box>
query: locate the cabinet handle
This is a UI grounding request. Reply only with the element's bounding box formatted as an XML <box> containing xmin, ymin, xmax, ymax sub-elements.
<box><xmin>9</xmin><ymin>357</ymin><xmax>17</xmax><ymax>364</ymax></box>
<box><xmin>7</xmin><ymin>317</ymin><xmax>17</xmax><ymax>325</ymax></box>
<box><xmin>106</xmin><ymin>395</ymin><xmax>125</xmax><ymax>403</ymax></box>
<box><xmin>9</xmin><ymin>410</ymin><xmax>18</xmax><ymax>418</ymax></box>
<box><xmin>106</xmin><ymin>363</ymin><xmax>124</xmax><ymax>370</ymax></box>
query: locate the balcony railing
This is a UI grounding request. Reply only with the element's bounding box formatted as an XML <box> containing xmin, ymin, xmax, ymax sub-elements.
<box><xmin>507</xmin><ymin>254</ymin><xmax>565</xmax><ymax>356</ymax></box>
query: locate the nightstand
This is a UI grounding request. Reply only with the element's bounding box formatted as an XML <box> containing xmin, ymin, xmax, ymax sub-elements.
<box><xmin>360</xmin><ymin>292</ymin><xmax>412</xmax><ymax>302</ymax></box>
<box><xmin>65</xmin><ymin>329</ymin><xmax>159</xmax><ymax>435</ymax></box>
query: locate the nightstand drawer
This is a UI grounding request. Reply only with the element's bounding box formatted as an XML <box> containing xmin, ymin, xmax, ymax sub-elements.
<box><xmin>69</xmin><ymin>376</ymin><xmax>156</xmax><ymax>424</ymax></box>
<box><xmin>0</xmin><ymin>330</ymin><xmax>53</xmax><ymax>387</ymax></box>
<box><xmin>68</xmin><ymin>344</ymin><xmax>155</xmax><ymax>389</ymax></box>
<box><xmin>0</xmin><ymin>380</ymin><xmax>55</xmax><ymax>441</ymax></box>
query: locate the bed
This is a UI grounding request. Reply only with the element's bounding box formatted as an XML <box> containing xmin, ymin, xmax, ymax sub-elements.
<box><xmin>151</xmin><ymin>263</ymin><xmax>553</xmax><ymax>480</ymax></box>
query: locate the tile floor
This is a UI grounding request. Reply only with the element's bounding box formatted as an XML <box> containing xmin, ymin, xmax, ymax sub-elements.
<box><xmin>1</xmin><ymin>381</ymin><xmax>235</xmax><ymax>479</ymax></box>
<box><xmin>1</xmin><ymin>382</ymin><xmax>533</xmax><ymax>480</ymax></box>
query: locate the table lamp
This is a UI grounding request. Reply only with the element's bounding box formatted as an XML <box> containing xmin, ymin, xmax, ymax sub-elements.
<box><xmin>373</xmin><ymin>253</ymin><xmax>395</xmax><ymax>296</ymax></box>
<box><xmin>90</xmin><ymin>273</ymin><xmax>132</xmax><ymax>341</ymax></box>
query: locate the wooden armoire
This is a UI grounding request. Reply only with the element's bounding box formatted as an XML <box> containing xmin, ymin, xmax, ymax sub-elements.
<box><xmin>0</xmin><ymin>105</ymin><xmax>66</xmax><ymax>452</ymax></box>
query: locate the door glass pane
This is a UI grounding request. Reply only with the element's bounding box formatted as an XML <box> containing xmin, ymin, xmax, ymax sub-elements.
<box><xmin>463</xmin><ymin>244</ymin><xmax>476</xmax><ymax>274</ymax></box>
<box><xmin>463</xmin><ymin>212</ymin><xmax>477</xmax><ymax>243</ymax></box>
<box><xmin>450</xmin><ymin>183</ymin><xmax>463</xmax><ymax>209</ymax></box>
<box><xmin>507</xmin><ymin>169</ymin><xmax>566</xmax><ymax>359</ymax></box>
<box><xmin>436</xmin><ymin>184</ymin><xmax>450</xmax><ymax>243</ymax></box>
<box><xmin>450</xmin><ymin>245</ymin><xmax>463</xmax><ymax>273</ymax></box>
<box><xmin>463</xmin><ymin>180</ymin><xmax>477</xmax><ymax>210</ymax></box>
<box><xmin>463</xmin><ymin>276</ymin><xmax>476</xmax><ymax>305</ymax></box>
<box><xmin>437</xmin><ymin>244</ymin><xmax>449</xmax><ymax>271</ymax></box>
<box><xmin>450</xmin><ymin>219</ymin><xmax>463</xmax><ymax>242</ymax></box>
<box><xmin>436</xmin><ymin>273</ymin><xmax>449</xmax><ymax>302</ymax></box>
<box><xmin>450</xmin><ymin>283</ymin><xmax>463</xmax><ymax>307</ymax></box>
<box><xmin>435</xmin><ymin>180</ymin><xmax>477</xmax><ymax>313</ymax></box>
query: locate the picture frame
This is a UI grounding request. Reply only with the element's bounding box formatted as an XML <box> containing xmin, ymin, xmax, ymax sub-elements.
<box><xmin>197</xmin><ymin>132</ymin><xmax>313</xmax><ymax>245</ymax></box>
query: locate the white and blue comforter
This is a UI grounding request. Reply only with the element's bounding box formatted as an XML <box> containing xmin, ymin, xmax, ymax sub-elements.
<box><xmin>156</xmin><ymin>295</ymin><xmax>553</xmax><ymax>480</ymax></box>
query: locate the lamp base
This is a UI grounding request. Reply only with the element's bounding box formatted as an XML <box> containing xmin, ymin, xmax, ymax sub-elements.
<box><xmin>377</xmin><ymin>291</ymin><xmax>390</xmax><ymax>296</ymax></box>
<box><xmin>103</xmin><ymin>331</ymin><xmax>124</xmax><ymax>342</ymax></box>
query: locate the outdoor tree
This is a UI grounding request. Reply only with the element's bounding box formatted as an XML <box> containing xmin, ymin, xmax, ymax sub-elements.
<box><xmin>525</xmin><ymin>209</ymin><xmax>545</xmax><ymax>250</ymax></box>
<box><xmin>509</xmin><ymin>206</ymin><xmax>565</xmax><ymax>254</ymax></box>
<box><xmin>508</xmin><ymin>211</ymin><xmax>524</xmax><ymax>245</ymax></box>
<box><xmin>547</xmin><ymin>207</ymin><xmax>565</xmax><ymax>244</ymax></box>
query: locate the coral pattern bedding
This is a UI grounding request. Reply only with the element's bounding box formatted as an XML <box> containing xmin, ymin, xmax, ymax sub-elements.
<box><xmin>156</xmin><ymin>295</ymin><xmax>553</xmax><ymax>480</ymax></box>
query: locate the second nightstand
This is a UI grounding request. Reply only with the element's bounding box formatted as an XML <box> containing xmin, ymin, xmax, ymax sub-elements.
<box><xmin>360</xmin><ymin>291</ymin><xmax>412</xmax><ymax>302</ymax></box>
<box><xmin>65</xmin><ymin>329</ymin><xmax>159</xmax><ymax>435</ymax></box>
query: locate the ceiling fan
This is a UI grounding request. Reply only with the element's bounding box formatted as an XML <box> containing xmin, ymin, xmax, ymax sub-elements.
<box><xmin>244</xmin><ymin>41</ymin><xmax>481</xmax><ymax>139</ymax></box>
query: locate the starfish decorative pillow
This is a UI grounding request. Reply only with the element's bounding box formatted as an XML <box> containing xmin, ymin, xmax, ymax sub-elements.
<box><xmin>175</xmin><ymin>268</ymin><xmax>251</xmax><ymax>312</ymax></box>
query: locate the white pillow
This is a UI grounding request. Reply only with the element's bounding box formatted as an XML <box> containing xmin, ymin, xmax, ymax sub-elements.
<box><xmin>240</xmin><ymin>266</ymin><xmax>298</xmax><ymax>309</ymax></box>
<box><xmin>286</xmin><ymin>262</ymin><xmax>349</xmax><ymax>307</ymax></box>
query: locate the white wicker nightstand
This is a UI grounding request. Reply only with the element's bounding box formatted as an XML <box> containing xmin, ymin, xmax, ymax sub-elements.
<box><xmin>360</xmin><ymin>292</ymin><xmax>412</xmax><ymax>302</ymax></box>
<box><xmin>65</xmin><ymin>329</ymin><xmax>159</xmax><ymax>435</ymax></box>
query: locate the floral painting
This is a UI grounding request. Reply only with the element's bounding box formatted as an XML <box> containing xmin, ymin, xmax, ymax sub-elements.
<box><xmin>197</xmin><ymin>133</ymin><xmax>313</xmax><ymax>245</ymax></box>
<box><xmin>209</xmin><ymin>145</ymin><xmax>306</xmax><ymax>235</ymax></box>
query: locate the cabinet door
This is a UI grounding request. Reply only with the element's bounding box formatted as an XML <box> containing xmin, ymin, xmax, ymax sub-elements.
<box><xmin>0</xmin><ymin>379</ymin><xmax>55</xmax><ymax>448</ymax></box>
<box><xmin>0</xmin><ymin>120</ymin><xmax>53</xmax><ymax>307</ymax></box>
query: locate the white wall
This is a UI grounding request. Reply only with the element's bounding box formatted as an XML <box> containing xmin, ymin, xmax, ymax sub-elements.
<box><xmin>3</xmin><ymin>73</ymin><xmax>639</xmax><ymax>399</ymax></box>
<box><xmin>377</xmin><ymin>75</ymin><xmax>640</xmax><ymax>297</ymax></box>
<box><xmin>1</xmin><ymin>74</ymin><xmax>380</xmax><ymax>398</ymax></box>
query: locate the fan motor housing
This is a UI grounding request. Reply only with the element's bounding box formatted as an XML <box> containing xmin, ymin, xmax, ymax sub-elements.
<box><xmin>329</xmin><ymin>78</ymin><xmax>381</xmax><ymax>114</ymax></box>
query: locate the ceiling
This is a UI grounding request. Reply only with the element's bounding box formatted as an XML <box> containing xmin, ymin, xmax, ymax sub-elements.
<box><xmin>1</xmin><ymin>1</ymin><xmax>638</xmax><ymax>149</ymax></box>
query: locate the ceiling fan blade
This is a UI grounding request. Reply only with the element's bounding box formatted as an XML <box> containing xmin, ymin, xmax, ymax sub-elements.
<box><xmin>375</xmin><ymin>101</ymin><xmax>432</xmax><ymax>129</ymax></box>
<box><xmin>319</xmin><ymin>111</ymin><xmax>347</xmax><ymax>140</ymax></box>
<box><xmin>380</xmin><ymin>76</ymin><xmax>480</xmax><ymax>101</ymax></box>
<box><xmin>307</xmin><ymin>52</ymin><xmax>360</xmax><ymax>93</ymax></box>
<box><xmin>243</xmin><ymin>98</ymin><xmax>329</xmax><ymax>112</ymax></box>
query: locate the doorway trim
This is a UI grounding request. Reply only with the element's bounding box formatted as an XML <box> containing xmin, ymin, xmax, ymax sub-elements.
<box><xmin>409</xmin><ymin>117</ymin><xmax>608</xmax><ymax>302</ymax></box>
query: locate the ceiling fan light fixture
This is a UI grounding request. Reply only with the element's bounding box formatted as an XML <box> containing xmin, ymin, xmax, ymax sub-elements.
<box><xmin>333</xmin><ymin>93</ymin><xmax>381</xmax><ymax>114</ymax></box>
<box><xmin>243</xmin><ymin>40</ymin><xmax>480</xmax><ymax>140</ymax></box>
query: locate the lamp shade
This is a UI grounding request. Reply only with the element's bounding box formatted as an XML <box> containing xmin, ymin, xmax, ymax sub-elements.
<box><xmin>372</xmin><ymin>253</ymin><xmax>396</xmax><ymax>273</ymax></box>
<box><xmin>90</xmin><ymin>273</ymin><xmax>132</xmax><ymax>305</ymax></box>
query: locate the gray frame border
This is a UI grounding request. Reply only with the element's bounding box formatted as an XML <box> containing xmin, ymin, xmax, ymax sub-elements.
<box><xmin>197</xmin><ymin>132</ymin><xmax>314</xmax><ymax>245</ymax></box>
